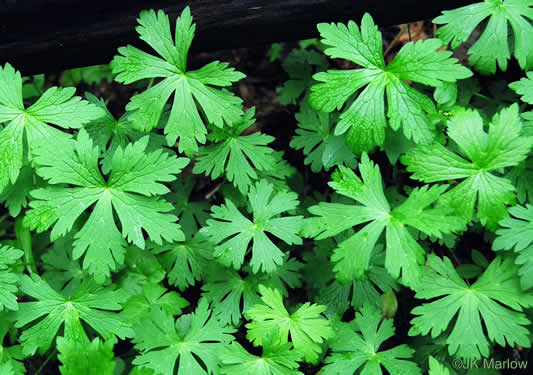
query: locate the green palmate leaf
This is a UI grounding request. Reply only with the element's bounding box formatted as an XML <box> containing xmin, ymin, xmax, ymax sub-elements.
<box><xmin>0</xmin><ymin>63</ymin><xmax>104</xmax><ymax>193</ymax></box>
<box><xmin>219</xmin><ymin>339</ymin><xmax>303</xmax><ymax>375</ymax></box>
<box><xmin>0</xmin><ymin>164</ymin><xmax>42</xmax><ymax>217</ymax></box>
<box><xmin>277</xmin><ymin>48</ymin><xmax>327</xmax><ymax>105</ymax></box>
<box><xmin>290</xmin><ymin>101</ymin><xmax>356</xmax><ymax>172</ymax></box>
<box><xmin>321</xmin><ymin>246</ymin><xmax>399</xmax><ymax>318</ymax></box>
<box><xmin>409</xmin><ymin>255</ymin><xmax>533</xmax><ymax>359</ymax></box>
<box><xmin>194</xmin><ymin>108</ymin><xmax>277</xmax><ymax>194</ymax></box>
<box><xmin>167</xmin><ymin>175</ymin><xmax>210</xmax><ymax>239</ymax></box>
<box><xmin>41</xmin><ymin>234</ymin><xmax>85</xmax><ymax>291</ymax></box>
<box><xmin>132</xmin><ymin>299</ymin><xmax>235</xmax><ymax>375</ymax></box>
<box><xmin>0</xmin><ymin>317</ymin><xmax>25</xmax><ymax>374</ymax></box>
<box><xmin>84</xmin><ymin>92</ymin><xmax>169</xmax><ymax>174</ymax></box>
<box><xmin>24</xmin><ymin>129</ymin><xmax>189</xmax><ymax>282</ymax></box>
<box><xmin>401</xmin><ymin>104</ymin><xmax>533</xmax><ymax>230</ymax></box>
<box><xmin>510</xmin><ymin>71</ymin><xmax>533</xmax><ymax>104</ymax></box>
<box><xmin>508</xmin><ymin>158</ymin><xmax>533</xmax><ymax>204</ymax></box>
<box><xmin>153</xmin><ymin>232</ymin><xmax>212</xmax><ymax>290</ymax></box>
<box><xmin>493</xmin><ymin>204</ymin><xmax>533</xmax><ymax>289</ymax></box>
<box><xmin>434</xmin><ymin>0</ymin><xmax>533</xmax><ymax>74</ymax></box>
<box><xmin>245</xmin><ymin>285</ymin><xmax>333</xmax><ymax>363</ymax></box>
<box><xmin>202</xmin><ymin>180</ymin><xmax>303</xmax><ymax>273</ymax></box>
<box><xmin>57</xmin><ymin>336</ymin><xmax>117</xmax><ymax>375</ymax></box>
<box><xmin>202</xmin><ymin>259</ymin><xmax>302</xmax><ymax>326</ymax></box>
<box><xmin>0</xmin><ymin>246</ymin><xmax>24</xmax><ymax>312</ymax></box>
<box><xmin>428</xmin><ymin>356</ymin><xmax>450</xmax><ymax>375</ymax></box>
<box><xmin>304</xmin><ymin>154</ymin><xmax>465</xmax><ymax>288</ymax></box>
<box><xmin>322</xmin><ymin>304</ymin><xmax>421</xmax><ymax>375</ymax></box>
<box><xmin>110</xmin><ymin>7</ymin><xmax>245</xmax><ymax>156</ymax></box>
<box><xmin>14</xmin><ymin>274</ymin><xmax>132</xmax><ymax>356</ymax></box>
<box><xmin>121</xmin><ymin>282</ymin><xmax>189</xmax><ymax>323</ymax></box>
<box><xmin>309</xmin><ymin>13</ymin><xmax>472</xmax><ymax>153</ymax></box>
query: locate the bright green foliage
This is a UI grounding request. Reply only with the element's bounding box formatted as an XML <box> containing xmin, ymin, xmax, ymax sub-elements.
<box><xmin>110</xmin><ymin>7</ymin><xmax>245</xmax><ymax>156</ymax></box>
<box><xmin>14</xmin><ymin>274</ymin><xmax>131</xmax><ymax>355</ymax></box>
<box><xmin>434</xmin><ymin>0</ymin><xmax>533</xmax><ymax>74</ymax></box>
<box><xmin>153</xmin><ymin>233</ymin><xmax>212</xmax><ymax>290</ymax></box>
<box><xmin>132</xmin><ymin>300</ymin><xmax>235</xmax><ymax>375</ymax></box>
<box><xmin>219</xmin><ymin>339</ymin><xmax>303</xmax><ymax>375</ymax></box>
<box><xmin>0</xmin><ymin>63</ymin><xmax>104</xmax><ymax>193</ymax></box>
<box><xmin>0</xmin><ymin>246</ymin><xmax>24</xmax><ymax>312</ymax></box>
<box><xmin>203</xmin><ymin>180</ymin><xmax>304</xmax><ymax>273</ymax></box>
<box><xmin>510</xmin><ymin>71</ymin><xmax>533</xmax><ymax>103</ymax></box>
<box><xmin>402</xmin><ymin>104</ymin><xmax>533</xmax><ymax>229</ymax></box>
<box><xmin>493</xmin><ymin>204</ymin><xmax>533</xmax><ymax>289</ymax></box>
<box><xmin>57</xmin><ymin>336</ymin><xmax>117</xmax><ymax>375</ymax></box>
<box><xmin>23</xmin><ymin>130</ymin><xmax>189</xmax><ymax>281</ymax></box>
<box><xmin>60</xmin><ymin>64</ymin><xmax>113</xmax><ymax>87</ymax></box>
<box><xmin>309</xmin><ymin>13</ymin><xmax>472</xmax><ymax>153</ymax></box>
<box><xmin>121</xmin><ymin>283</ymin><xmax>189</xmax><ymax>323</ymax></box>
<box><xmin>0</xmin><ymin>319</ymin><xmax>25</xmax><ymax>374</ymax></box>
<box><xmin>428</xmin><ymin>357</ymin><xmax>450</xmax><ymax>375</ymax></box>
<box><xmin>194</xmin><ymin>108</ymin><xmax>277</xmax><ymax>193</ymax></box>
<box><xmin>84</xmin><ymin>93</ymin><xmax>168</xmax><ymax>174</ymax></box>
<box><xmin>304</xmin><ymin>154</ymin><xmax>464</xmax><ymax>288</ymax></box>
<box><xmin>290</xmin><ymin>101</ymin><xmax>356</xmax><ymax>172</ymax></box>
<box><xmin>245</xmin><ymin>285</ymin><xmax>333</xmax><ymax>363</ymax></box>
<box><xmin>3</xmin><ymin>4</ymin><xmax>533</xmax><ymax>373</ymax></box>
<box><xmin>322</xmin><ymin>304</ymin><xmax>421</xmax><ymax>375</ymax></box>
<box><xmin>277</xmin><ymin>48</ymin><xmax>327</xmax><ymax>105</ymax></box>
<box><xmin>409</xmin><ymin>255</ymin><xmax>533</xmax><ymax>359</ymax></box>
<box><xmin>167</xmin><ymin>176</ymin><xmax>211</xmax><ymax>238</ymax></box>
<box><xmin>508</xmin><ymin>158</ymin><xmax>533</xmax><ymax>204</ymax></box>
<box><xmin>202</xmin><ymin>259</ymin><xmax>302</xmax><ymax>326</ymax></box>
<box><xmin>41</xmin><ymin>231</ymin><xmax>87</xmax><ymax>291</ymax></box>
<box><xmin>0</xmin><ymin>165</ymin><xmax>41</xmax><ymax>217</ymax></box>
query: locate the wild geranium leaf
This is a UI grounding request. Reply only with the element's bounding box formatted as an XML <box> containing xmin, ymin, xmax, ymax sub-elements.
<box><xmin>132</xmin><ymin>300</ymin><xmax>235</xmax><ymax>375</ymax></box>
<box><xmin>41</xmin><ymin>234</ymin><xmax>85</xmax><ymax>291</ymax></box>
<box><xmin>0</xmin><ymin>165</ymin><xmax>42</xmax><ymax>217</ymax></box>
<box><xmin>202</xmin><ymin>259</ymin><xmax>302</xmax><ymax>326</ymax></box>
<box><xmin>319</xmin><ymin>243</ymin><xmax>398</xmax><ymax>318</ymax></box>
<box><xmin>111</xmin><ymin>7</ymin><xmax>245</xmax><ymax>156</ymax></box>
<box><xmin>309</xmin><ymin>13</ymin><xmax>472</xmax><ymax>153</ymax></box>
<box><xmin>14</xmin><ymin>274</ymin><xmax>132</xmax><ymax>356</ymax></box>
<box><xmin>493</xmin><ymin>204</ymin><xmax>533</xmax><ymax>289</ymax></box>
<box><xmin>322</xmin><ymin>304</ymin><xmax>421</xmax><ymax>375</ymax></box>
<box><xmin>434</xmin><ymin>0</ymin><xmax>533</xmax><ymax>74</ymax></box>
<box><xmin>84</xmin><ymin>92</ymin><xmax>168</xmax><ymax>174</ymax></box>
<box><xmin>121</xmin><ymin>283</ymin><xmax>189</xmax><ymax>323</ymax></box>
<box><xmin>57</xmin><ymin>336</ymin><xmax>117</xmax><ymax>375</ymax></box>
<box><xmin>0</xmin><ymin>246</ymin><xmax>24</xmax><ymax>312</ymax></box>
<box><xmin>245</xmin><ymin>285</ymin><xmax>333</xmax><ymax>363</ymax></box>
<box><xmin>0</xmin><ymin>63</ymin><xmax>104</xmax><ymax>193</ymax></box>
<box><xmin>428</xmin><ymin>356</ymin><xmax>450</xmax><ymax>375</ymax></box>
<box><xmin>203</xmin><ymin>180</ymin><xmax>303</xmax><ymax>273</ymax></box>
<box><xmin>510</xmin><ymin>71</ymin><xmax>533</xmax><ymax>104</ymax></box>
<box><xmin>167</xmin><ymin>175</ymin><xmax>211</xmax><ymax>239</ymax></box>
<box><xmin>277</xmin><ymin>48</ymin><xmax>327</xmax><ymax>105</ymax></box>
<box><xmin>153</xmin><ymin>233</ymin><xmax>212</xmax><ymax>291</ymax></box>
<box><xmin>507</xmin><ymin>158</ymin><xmax>533</xmax><ymax>204</ymax></box>
<box><xmin>401</xmin><ymin>104</ymin><xmax>533</xmax><ymax>230</ymax></box>
<box><xmin>290</xmin><ymin>101</ymin><xmax>356</xmax><ymax>172</ymax></box>
<box><xmin>194</xmin><ymin>108</ymin><xmax>277</xmax><ymax>194</ymax></box>
<box><xmin>219</xmin><ymin>339</ymin><xmax>303</xmax><ymax>375</ymax></box>
<box><xmin>304</xmin><ymin>154</ymin><xmax>464</xmax><ymax>288</ymax></box>
<box><xmin>0</xmin><ymin>316</ymin><xmax>25</xmax><ymax>374</ymax></box>
<box><xmin>409</xmin><ymin>255</ymin><xmax>533</xmax><ymax>359</ymax></box>
<box><xmin>24</xmin><ymin>129</ymin><xmax>189</xmax><ymax>282</ymax></box>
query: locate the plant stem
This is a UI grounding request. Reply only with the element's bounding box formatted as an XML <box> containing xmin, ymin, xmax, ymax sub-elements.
<box><xmin>15</xmin><ymin>216</ymin><xmax>36</xmax><ymax>275</ymax></box>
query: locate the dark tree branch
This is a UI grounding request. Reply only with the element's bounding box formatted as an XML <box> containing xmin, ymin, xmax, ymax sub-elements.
<box><xmin>0</xmin><ymin>0</ymin><xmax>475</xmax><ymax>75</ymax></box>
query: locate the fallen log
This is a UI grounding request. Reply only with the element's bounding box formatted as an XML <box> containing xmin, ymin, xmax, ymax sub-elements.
<box><xmin>0</xmin><ymin>0</ymin><xmax>476</xmax><ymax>75</ymax></box>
